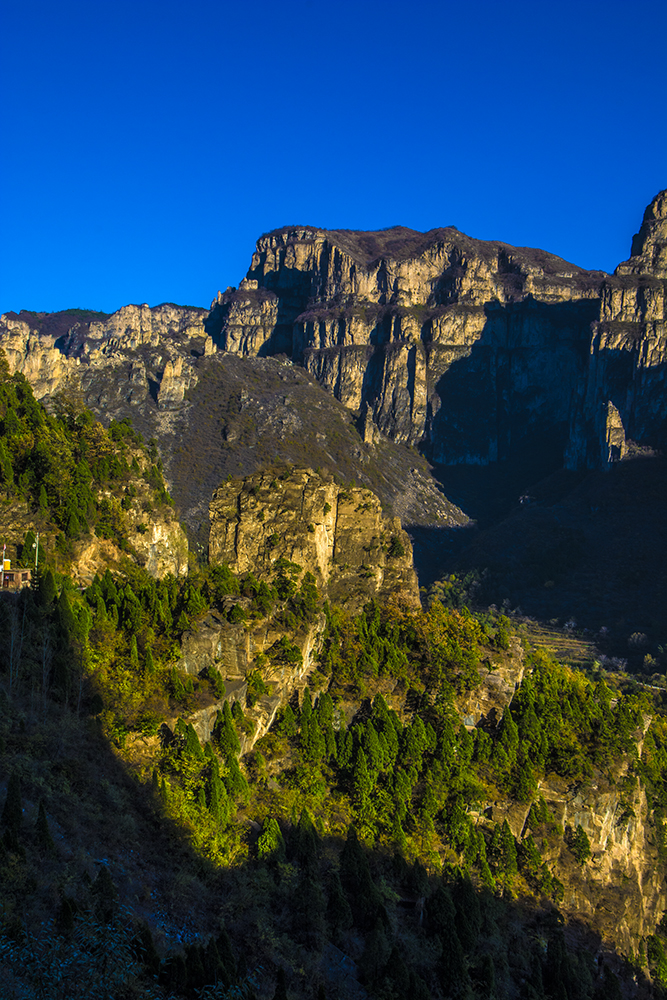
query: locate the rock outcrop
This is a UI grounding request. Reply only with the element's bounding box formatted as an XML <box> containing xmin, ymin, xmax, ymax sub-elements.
<box><xmin>0</xmin><ymin>303</ymin><xmax>206</xmax><ymax>414</ymax></box>
<box><xmin>209</xmin><ymin>467</ymin><xmax>420</xmax><ymax>612</ymax></box>
<box><xmin>207</xmin><ymin>192</ymin><xmax>667</xmax><ymax>471</ymax></box>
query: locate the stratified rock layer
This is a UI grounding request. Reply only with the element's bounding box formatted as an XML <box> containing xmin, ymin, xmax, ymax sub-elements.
<box><xmin>207</xmin><ymin>191</ymin><xmax>667</xmax><ymax>470</ymax></box>
<box><xmin>209</xmin><ymin>467</ymin><xmax>420</xmax><ymax>613</ymax></box>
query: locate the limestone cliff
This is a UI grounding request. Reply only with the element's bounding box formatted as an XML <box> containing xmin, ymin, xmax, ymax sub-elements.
<box><xmin>209</xmin><ymin>192</ymin><xmax>667</xmax><ymax>471</ymax></box>
<box><xmin>0</xmin><ymin>303</ymin><xmax>206</xmax><ymax>411</ymax></box>
<box><xmin>0</xmin><ymin>306</ymin><xmax>464</xmax><ymax>549</ymax></box>
<box><xmin>209</xmin><ymin>467</ymin><xmax>420</xmax><ymax>612</ymax></box>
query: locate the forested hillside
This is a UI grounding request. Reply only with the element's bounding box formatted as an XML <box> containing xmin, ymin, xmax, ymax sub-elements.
<box><xmin>1</xmin><ymin>374</ymin><xmax>667</xmax><ymax>999</ymax></box>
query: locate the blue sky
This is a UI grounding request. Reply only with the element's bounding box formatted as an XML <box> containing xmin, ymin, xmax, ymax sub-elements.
<box><xmin>2</xmin><ymin>0</ymin><xmax>665</xmax><ymax>314</ymax></box>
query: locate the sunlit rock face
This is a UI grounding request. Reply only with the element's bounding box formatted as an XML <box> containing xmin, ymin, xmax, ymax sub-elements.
<box><xmin>2</xmin><ymin>193</ymin><xmax>665</xmax><ymax>477</ymax></box>
<box><xmin>209</xmin><ymin>467</ymin><xmax>420</xmax><ymax>614</ymax></box>
<box><xmin>208</xmin><ymin>193</ymin><xmax>667</xmax><ymax>470</ymax></box>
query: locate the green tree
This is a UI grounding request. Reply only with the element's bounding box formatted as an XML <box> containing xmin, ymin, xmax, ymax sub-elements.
<box><xmin>215</xmin><ymin>701</ymin><xmax>240</xmax><ymax>756</ymax></box>
<box><xmin>1</xmin><ymin>772</ymin><xmax>22</xmax><ymax>833</ymax></box>
<box><xmin>257</xmin><ymin>817</ymin><xmax>285</xmax><ymax>861</ymax></box>
<box><xmin>571</xmin><ymin>824</ymin><xmax>592</xmax><ymax>865</ymax></box>
<box><xmin>35</xmin><ymin>798</ymin><xmax>55</xmax><ymax>853</ymax></box>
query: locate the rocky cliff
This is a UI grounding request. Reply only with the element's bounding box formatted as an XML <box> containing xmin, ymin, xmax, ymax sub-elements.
<box><xmin>0</xmin><ymin>306</ymin><xmax>463</xmax><ymax>549</ymax></box>
<box><xmin>207</xmin><ymin>191</ymin><xmax>667</xmax><ymax>471</ymax></box>
<box><xmin>209</xmin><ymin>467</ymin><xmax>420</xmax><ymax>612</ymax></box>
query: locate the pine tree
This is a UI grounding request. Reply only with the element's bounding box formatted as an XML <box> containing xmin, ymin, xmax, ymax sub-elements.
<box><xmin>92</xmin><ymin>864</ymin><xmax>117</xmax><ymax>923</ymax></box>
<box><xmin>294</xmin><ymin>808</ymin><xmax>319</xmax><ymax>867</ymax></box>
<box><xmin>40</xmin><ymin>567</ymin><xmax>57</xmax><ymax>606</ymax></box>
<box><xmin>208</xmin><ymin>761</ymin><xmax>229</xmax><ymax>824</ymax></box>
<box><xmin>257</xmin><ymin>817</ymin><xmax>285</xmax><ymax>861</ymax></box>
<box><xmin>129</xmin><ymin>635</ymin><xmax>139</xmax><ymax>668</ymax></box>
<box><xmin>215</xmin><ymin>701</ymin><xmax>240</xmax><ymax>756</ymax></box>
<box><xmin>35</xmin><ymin>798</ymin><xmax>55</xmax><ymax>853</ymax></box>
<box><xmin>353</xmin><ymin>747</ymin><xmax>373</xmax><ymax>806</ymax></box>
<box><xmin>326</xmin><ymin>868</ymin><xmax>353</xmax><ymax>936</ymax></box>
<box><xmin>56</xmin><ymin>587</ymin><xmax>76</xmax><ymax>636</ymax></box>
<box><xmin>1</xmin><ymin>773</ymin><xmax>22</xmax><ymax>832</ymax></box>
<box><xmin>273</xmin><ymin>968</ymin><xmax>288</xmax><ymax>1000</ymax></box>
<box><xmin>185</xmin><ymin>723</ymin><xmax>205</xmax><ymax>760</ymax></box>
<box><xmin>278</xmin><ymin>702</ymin><xmax>297</xmax><ymax>739</ymax></box>
<box><xmin>360</xmin><ymin>916</ymin><xmax>391</xmax><ymax>984</ymax></box>
<box><xmin>145</xmin><ymin>646</ymin><xmax>155</xmax><ymax>673</ymax></box>
<box><xmin>428</xmin><ymin>887</ymin><xmax>469</xmax><ymax>992</ymax></box>
<box><xmin>66</xmin><ymin>510</ymin><xmax>81</xmax><ymax>538</ymax></box>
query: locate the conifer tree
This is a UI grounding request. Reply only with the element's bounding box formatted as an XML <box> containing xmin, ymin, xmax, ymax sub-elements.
<box><xmin>40</xmin><ymin>567</ymin><xmax>57</xmax><ymax>606</ymax></box>
<box><xmin>35</xmin><ymin>798</ymin><xmax>55</xmax><ymax>853</ymax></box>
<box><xmin>56</xmin><ymin>587</ymin><xmax>76</xmax><ymax>635</ymax></box>
<box><xmin>326</xmin><ymin>868</ymin><xmax>353</xmax><ymax>936</ymax></box>
<box><xmin>145</xmin><ymin>646</ymin><xmax>155</xmax><ymax>673</ymax></box>
<box><xmin>428</xmin><ymin>887</ymin><xmax>469</xmax><ymax>992</ymax></box>
<box><xmin>1</xmin><ymin>772</ymin><xmax>22</xmax><ymax>833</ymax></box>
<box><xmin>129</xmin><ymin>635</ymin><xmax>139</xmax><ymax>668</ymax></box>
<box><xmin>92</xmin><ymin>864</ymin><xmax>117</xmax><ymax>923</ymax></box>
<box><xmin>215</xmin><ymin>701</ymin><xmax>240</xmax><ymax>757</ymax></box>
<box><xmin>353</xmin><ymin>747</ymin><xmax>373</xmax><ymax>807</ymax></box>
<box><xmin>278</xmin><ymin>702</ymin><xmax>297</xmax><ymax>739</ymax></box>
<box><xmin>257</xmin><ymin>817</ymin><xmax>285</xmax><ymax>861</ymax></box>
<box><xmin>185</xmin><ymin>723</ymin><xmax>205</xmax><ymax>760</ymax></box>
<box><xmin>208</xmin><ymin>760</ymin><xmax>229</xmax><ymax>825</ymax></box>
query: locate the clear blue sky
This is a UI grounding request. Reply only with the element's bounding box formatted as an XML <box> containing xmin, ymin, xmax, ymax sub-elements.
<box><xmin>2</xmin><ymin>0</ymin><xmax>665</xmax><ymax>315</ymax></box>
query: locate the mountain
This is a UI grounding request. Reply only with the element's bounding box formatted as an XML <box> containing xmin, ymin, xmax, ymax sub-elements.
<box><xmin>207</xmin><ymin>190</ymin><xmax>667</xmax><ymax>471</ymax></box>
<box><xmin>2</xmin><ymin>197</ymin><xmax>667</xmax><ymax>997</ymax></box>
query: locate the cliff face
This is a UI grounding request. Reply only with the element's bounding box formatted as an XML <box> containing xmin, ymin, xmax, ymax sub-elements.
<box><xmin>209</xmin><ymin>467</ymin><xmax>420</xmax><ymax>612</ymax></box>
<box><xmin>208</xmin><ymin>192</ymin><xmax>667</xmax><ymax>470</ymax></box>
<box><xmin>0</xmin><ymin>303</ymin><xmax>206</xmax><ymax>413</ymax></box>
<box><xmin>0</xmin><ymin>306</ymin><xmax>463</xmax><ymax>549</ymax></box>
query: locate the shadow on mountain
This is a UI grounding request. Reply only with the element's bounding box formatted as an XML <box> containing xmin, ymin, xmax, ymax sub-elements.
<box><xmin>417</xmin><ymin>453</ymin><xmax>667</xmax><ymax>661</ymax></box>
<box><xmin>0</xmin><ymin>610</ymin><xmax>638</xmax><ymax>1000</ymax></box>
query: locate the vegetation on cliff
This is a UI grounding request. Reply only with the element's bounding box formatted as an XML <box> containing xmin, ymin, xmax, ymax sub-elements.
<box><xmin>0</xmin><ymin>350</ymin><xmax>178</xmax><ymax>573</ymax></box>
<box><xmin>1</xmin><ymin>374</ymin><xmax>667</xmax><ymax>998</ymax></box>
<box><xmin>1</xmin><ymin>538</ymin><xmax>666</xmax><ymax>997</ymax></box>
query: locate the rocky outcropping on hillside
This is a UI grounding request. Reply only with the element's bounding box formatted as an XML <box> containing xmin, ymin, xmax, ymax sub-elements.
<box><xmin>209</xmin><ymin>467</ymin><xmax>420</xmax><ymax>612</ymax></box>
<box><xmin>208</xmin><ymin>191</ymin><xmax>667</xmax><ymax>470</ymax></box>
<box><xmin>0</xmin><ymin>307</ymin><xmax>463</xmax><ymax>548</ymax></box>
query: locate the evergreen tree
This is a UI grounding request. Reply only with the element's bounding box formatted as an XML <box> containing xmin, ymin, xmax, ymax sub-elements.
<box><xmin>257</xmin><ymin>817</ymin><xmax>285</xmax><ymax>861</ymax></box>
<box><xmin>326</xmin><ymin>868</ymin><xmax>353</xmax><ymax>937</ymax></box>
<box><xmin>215</xmin><ymin>701</ymin><xmax>240</xmax><ymax>756</ymax></box>
<box><xmin>1</xmin><ymin>772</ymin><xmax>22</xmax><ymax>833</ymax></box>
<box><xmin>293</xmin><ymin>808</ymin><xmax>319</xmax><ymax>868</ymax></box>
<box><xmin>66</xmin><ymin>510</ymin><xmax>81</xmax><ymax>538</ymax></box>
<box><xmin>353</xmin><ymin>747</ymin><xmax>373</xmax><ymax>807</ymax></box>
<box><xmin>35</xmin><ymin>798</ymin><xmax>55</xmax><ymax>853</ymax></box>
<box><xmin>273</xmin><ymin>968</ymin><xmax>288</xmax><ymax>1000</ymax></box>
<box><xmin>428</xmin><ymin>887</ymin><xmax>469</xmax><ymax>993</ymax></box>
<box><xmin>40</xmin><ymin>567</ymin><xmax>57</xmax><ymax>606</ymax></box>
<box><xmin>129</xmin><ymin>635</ymin><xmax>139</xmax><ymax>668</ymax></box>
<box><xmin>185</xmin><ymin>723</ymin><xmax>205</xmax><ymax>760</ymax></box>
<box><xmin>360</xmin><ymin>916</ymin><xmax>391</xmax><ymax>984</ymax></box>
<box><xmin>209</xmin><ymin>762</ymin><xmax>229</xmax><ymax>825</ymax></box>
<box><xmin>92</xmin><ymin>864</ymin><xmax>117</xmax><ymax>923</ymax></box>
<box><xmin>56</xmin><ymin>587</ymin><xmax>76</xmax><ymax>636</ymax></box>
<box><xmin>278</xmin><ymin>702</ymin><xmax>297</xmax><ymax>739</ymax></box>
